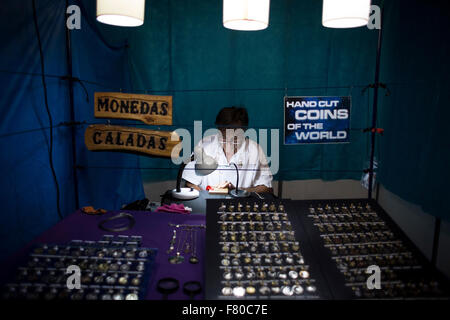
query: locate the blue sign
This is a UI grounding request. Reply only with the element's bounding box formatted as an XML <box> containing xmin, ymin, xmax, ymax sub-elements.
<box><xmin>284</xmin><ymin>96</ymin><xmax>351</xmax><ymax>144</ymax></box>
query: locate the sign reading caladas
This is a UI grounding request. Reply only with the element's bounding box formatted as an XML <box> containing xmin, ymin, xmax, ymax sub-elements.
<box><xmin>85</xmin><ymin>125</ymin><xmax>180</xmax><ymax>158</ymax></box>
<box><xmin>94</xmin><ymin>92</ymin><xmax>172</xmax><ymax>125</ymax></box>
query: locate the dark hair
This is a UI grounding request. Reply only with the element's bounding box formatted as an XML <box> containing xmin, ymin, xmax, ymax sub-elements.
<box><xmin>215</xmin><ymin>107</ymin><xmax>249</xmax><ymax>128</ymax></box>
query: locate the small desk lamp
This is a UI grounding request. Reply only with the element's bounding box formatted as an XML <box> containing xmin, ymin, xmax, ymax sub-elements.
<box><xmin>171</xmin><ymin>146</ymin><xmax>218</xmax><ymax>200</ymax></box>
<box><xmin>229</xmin><ymin>162</ymin><xmax>250</xmax><ymax>198</ymax></box>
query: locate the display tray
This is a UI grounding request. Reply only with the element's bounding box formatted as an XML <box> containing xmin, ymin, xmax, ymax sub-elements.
<box><xmin>294</xmin><ymin>198</ymin><xmax>450</xmax><ymax>299</ymax></box>
<box><xmin>205</xmin><ymin>199</ymin><xmax>331</xmax><ymax>300</ymax></box>
<box><xmin>205</xmin><ymin>198</ymin><xmax>450</xmax><ymax>300</ymax></box>
<box><xmin>1</xmin><ymin>235</ymin><xmax>157</xmax><ymax>300</ymax></box>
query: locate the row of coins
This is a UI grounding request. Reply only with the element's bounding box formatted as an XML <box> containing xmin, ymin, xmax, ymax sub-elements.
<box><xmin>219</xmin><ymin>221</ymin><xmax>292</xmax><ymax>232</ymax></box>
<box><xmin>221</xmin><ymin>266</ymin><xmax>311</xmax><ymax>281</ymax></box>
<box><xmin>322</xmin><ymin>231</ymin><xmax>396</xmax><ymax>245</ymax></box>
<box><xmin>2</xmin><ymin>284</ymin><xmax>140</xmax><ymax>300</ymax></box>
<box><xmin>220</xmin><ymin>241</ymin><xmax>301</xmax><ymax>254</ymax></box>
<box><xmin>32</xmin><ymin>246</ymin><xmax>152</xmax><ymax>260</ymax></box>
<box><xmin>219</xmin><ymin>231</ymin><xmax>296</xmax><ymax>242</ymax></box>
<box><xmin>342</xmin><ymin>268</ymin><xmax>399</xmax><ymax>283</ymax></box>
<box><xmin>218</xmin><ymin>212</ymin><xmax>289</xmax><ymax>222</ymax></box>
<box><xmin>310</xmin><ymin>213</ymin><xmax>382</xmax><ymax>224</ymax></box>
<box><xmin>14</xmin><ymin>268</ymin><xmax>144</xmax><ymax>286</ymax></box>
<box><xmin>351</xmin><ymin>280</ymin><xmax>444</xmax><ymax>299</ymax></box>
<box><xmin>334</xmin><ymin>252</ymin><xmax>419</xmax><ymax>270</ymax></box>
<box><xmin>26</xmin><ymin>257</ymin><xmax>147</xmax><ymax>272</ymax></box>
<box><xmin>218</xmin><ymin>202</ymin><xmax>286</xmax><ymax>213</ymax></box>
<box><xmin>220</xmin><ymin>280</ymin><xmax>317</xmax><ymax>297</ymax></box>
<box><xmin>308</xmin><ymin>203</ymin><xmax>374</xmax><ymax>214</ymax></box>
<box><xmin>220</xmin><ymin>253</ymin><xmax>305</xmax><ymax>266</ymax></box>
<box><xmin>327</xmin><ymin>242</ymin><xmax>408</xmax><ymax>256</ymax></box>
<box><xmin>314</xmin><ymin>222</ymin><xmax>388</xmax><ymax>233</ymax></box>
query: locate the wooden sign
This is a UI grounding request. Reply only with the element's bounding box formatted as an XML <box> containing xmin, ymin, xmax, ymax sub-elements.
<box><xmin>94</xmin><ymin>92</ymin><xmax>173</xmax><ymax>125</ymax></box>
<box><xmin>85</xmin><ymin>125</ymin><xmax>180</xmax><ymax>158</ymax></box>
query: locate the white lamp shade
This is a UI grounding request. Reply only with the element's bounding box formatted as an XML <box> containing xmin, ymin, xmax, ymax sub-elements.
<box><xmin>97</xmin><ymin>0</ymin><xmax>145</xmax><ymax>27</ymax></box>
<box><xmin>322</xmin><ymin>0</ymin><xmax>371</xmax><ymax>28</ymax></box>
<box><xmin>223</xmin><ymin>0</ymin><xmax>270</xmax><ymax>31</ymax></box>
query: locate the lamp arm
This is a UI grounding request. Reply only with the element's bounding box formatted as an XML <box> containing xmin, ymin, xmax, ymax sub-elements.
<box><xmin>232</xmin><ymin>162</ymin><xmax>239</xmax><ymax>193</ymax></box>
<box><xmin>176</xmin><ymin>154</ymin><xmax>195</xmax><ymax>192</ymax></box>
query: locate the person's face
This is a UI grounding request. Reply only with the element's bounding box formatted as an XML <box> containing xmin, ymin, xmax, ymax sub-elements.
<box><xmin>218</xmin><ymin>127</ymin><xmax>245</xmax><ymax>146</ymax></box>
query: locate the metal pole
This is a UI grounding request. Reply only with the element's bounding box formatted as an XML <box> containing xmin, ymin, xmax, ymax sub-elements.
<box><xmin>431</xmin><ymin>218</ymin><xmax>441</xmax><ymax>266</ymax></box>
<box><xmin>65</xmin><ymin>0</ymin><xmax>80</xmax><ymax>209</ymax></box>
<box><xmin>368</xmin><ymin>6</ymin><xmax>384</xmax><ymax>199</ymax></box>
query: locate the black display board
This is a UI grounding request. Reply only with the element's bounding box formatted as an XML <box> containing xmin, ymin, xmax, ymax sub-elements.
<box><xmin>205</xmin><ymin>198</ymin><xmax>450</xmax><ymax>300</ymax></box>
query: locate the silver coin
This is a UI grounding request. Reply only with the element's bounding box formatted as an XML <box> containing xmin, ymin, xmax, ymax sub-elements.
<box><xmin>267</xmin><ymin>270</ymin><xmax>277</xmax><ymax>278</ymax></box>
<box><xmin>235</xmin><ymin>272</ymin><xmax>244</xmax><ymax>280</ymax></box>
<box><xmin>306</xmin><ymin>285</ymin><xmax>317</xmax><ymax>293</ymax></box>
<box><xmin>223</xmin><ymin>272</ymin><xmax>232</xmax><ymax>280</ymax></box>
<box><xmin>232</xmin><ymin>286</ymin><xmax>245</xmax><ymax>297</ymax></box>
<box><xmin>222</xmin><ymin>287</ymin><xmax>232</xmax><ymax>296</ymax></box>
<box><xmin>120</xmin><ymin>264</ymin><xmax>130</xmax><ymax>271</ymax></box>
<box><xmin>282</xmin><ymin>286</ymin><xmax>294</xmax><ymax>296</ymax></box>
<box><xmin>139</xmin><ymin>250</ymin><xmax>148</xmax><ymax>258</ymax></box>
<box><xmin>259</xmin><ymin>286</ymin><xmax>270</xmax><ymax>295</ymax></box>
<box><xmin>271</xmin><ymin>286</ymin><xmax>281</xmax><ymax>294</ymax></box>
<box><xmin>126</xmin><ymin>293</ymin><xmax>139</xmax><ymax>300</ymax></box>
<box><xmin>293</xmin><ymin>285</ymin><xmax>304</xmax><ymax>295</ymax></box>
<box><xmin>106</xmin><ymin>276</ymin><xmax>116</xmax><ymax>284</ymax></box>
<box><xmin>113</xmin><ymin>293</ymin><xmax>124</xmax><ymax>300</ymax></box>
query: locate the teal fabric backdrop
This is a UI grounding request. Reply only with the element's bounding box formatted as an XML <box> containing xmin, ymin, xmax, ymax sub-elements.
<box><xmin>114</xmin><ymin>0</ymin><xmax>380</xmax><ymax>184</ymax></box>
<box><xmin>377</xmin><ymin>0</ymin><xmax>450</xmax><ymax>220</ymax></box>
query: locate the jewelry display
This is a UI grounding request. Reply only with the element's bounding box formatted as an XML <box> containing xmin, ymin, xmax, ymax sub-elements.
<box><xmin>167</xmin><ymin>223</ymin><xmax>204</xmax><ymax>265</ymax></box>
<box><xmin>189</xmin><ymin>229</ymin><xmax>199</xmax><ymax>264</ymax></box>
<box><xmin>300</xmin><ymin>199</ymin><xmax>449</xmax><ymax>299</ymax></box>
<box><xmin>205</xmin><ymin>199</ymin><xmax>322</xmax><ymax>300</ymax></box>
<box><xmin>1</xmin><ymin>235</ymin><xmax>157</xmax><ymax>300</ymax></box>
<box><xmin>168</xmin><ymin>227</ymin><xmax>186</xmax><ymax>264</ymax></box>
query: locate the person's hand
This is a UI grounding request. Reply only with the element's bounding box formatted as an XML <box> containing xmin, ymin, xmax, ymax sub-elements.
<box><xmin>217</xmin><ymin>181</ymin><xmax>235</xmax><ymax>190</ymax></box>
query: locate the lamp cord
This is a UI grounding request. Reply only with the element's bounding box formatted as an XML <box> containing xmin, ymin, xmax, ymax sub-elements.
<box><xmin>32</xmin><ymin>0</ymin><xmax>63</xmax><ymax>220</ymax></box>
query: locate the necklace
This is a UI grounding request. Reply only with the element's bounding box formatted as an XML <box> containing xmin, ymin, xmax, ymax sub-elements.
<box><xmin>169</xmin><ymin>228</ymin><xmax>186</xmax><ymax>264</ymax></box>
<box><xmin>189</xmin><ymin>229</ymin><xmax>199</xmax><ymax>264</ymax></box>
<box><xmin>184</xmin><ymin>228</ymin><xmax>192</xmax><ymax>254</ymax></box>
<box><xmin>167</xmin><ymin>229</ymin><xmax>177</xmax><ymax>254</ymax></box>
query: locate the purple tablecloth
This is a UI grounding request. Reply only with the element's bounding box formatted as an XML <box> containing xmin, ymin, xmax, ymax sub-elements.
<box><xmin>1</xmin><ymin>210</ymin><xmax>206</xmax><ymax>300</ymax></box>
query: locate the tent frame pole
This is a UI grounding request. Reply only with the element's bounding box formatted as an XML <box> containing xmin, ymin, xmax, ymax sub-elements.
<box><xmin>65</xmin><ymin>0</ymin><xmax>80</xmax><ymax>209</ymax></box>
<box><xmin>368</xmin><ymin>6</ymin><xmax>384</xmax><ymax>200</ymax></box>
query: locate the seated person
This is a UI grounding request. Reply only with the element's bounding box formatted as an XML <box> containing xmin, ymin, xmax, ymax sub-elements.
<box><xmin>182</xmin><ymin>107</ymin><xmax>273</xmax><ymax>193</ymax></box>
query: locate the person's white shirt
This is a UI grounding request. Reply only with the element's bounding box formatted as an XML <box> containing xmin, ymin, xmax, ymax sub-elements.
<box><xmin>182</xmin><ymin>134</ymin><xmax>272</xmax><ymax>190</ymax></box>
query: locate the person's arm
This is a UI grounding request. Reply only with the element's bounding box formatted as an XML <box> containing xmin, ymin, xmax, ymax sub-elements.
<box><xmin>244</xmin><ymin>185</ymin><xmax>273</xmax><ymax>193</ymax></box>
<box><xmin>185</xmin><ymin>180</ymin><xmax>201</xmax><ymax>191</ymax></box>
<box><xmin>219</xmin><ymin>182</ymin><xmax>273</xmax><ymax>194</ymax></box>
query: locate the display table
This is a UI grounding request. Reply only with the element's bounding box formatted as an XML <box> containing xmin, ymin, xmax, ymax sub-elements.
<box><xmin>1</xmin><ymin>210</ymin><xmax>206</xmax><ymax>300</ymax></box>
